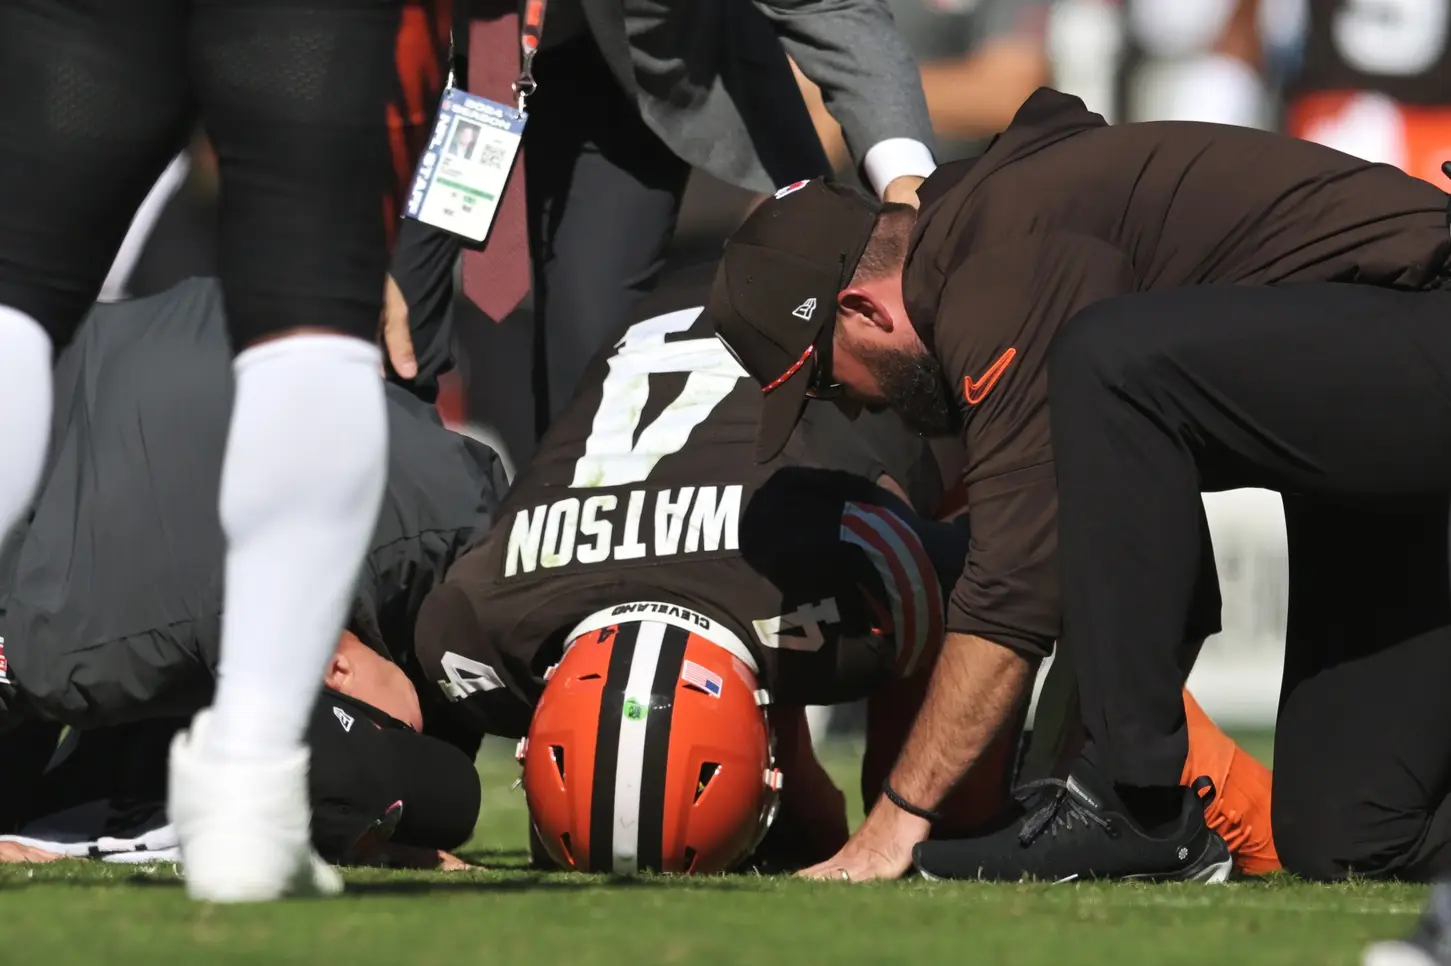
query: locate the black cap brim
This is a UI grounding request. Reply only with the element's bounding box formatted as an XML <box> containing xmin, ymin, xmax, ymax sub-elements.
<box><xmin>755</xmin><ymin>351</ymin><xmax>815</xmax><ymax>463</ymax></box>
<box><xmin>308</xmin><ymin>691</ymin><xmax>482</xmax><ymax>862</ymax></box>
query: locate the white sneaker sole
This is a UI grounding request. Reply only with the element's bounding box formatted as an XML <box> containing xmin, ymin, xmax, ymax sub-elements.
<box><xmin>913</xmin><ymin>854</ymin><xmax>1233</xmax><ymax>885</ymax></box>
<box><xmin>1186</xmin><ymin>855</ymin><xmax>1233</xmax><ymax>884</ymax></box>
<box><xmin>182</xmin><ymin>850</ymin><xmax>342</xmax><ymax>903</ymax></box>
<box><xmin>169</xmin><ymin>711</ymin><xmax>343</xmax><ymax>904</ymax></box>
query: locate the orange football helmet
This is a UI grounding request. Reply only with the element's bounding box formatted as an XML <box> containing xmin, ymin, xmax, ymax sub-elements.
<box><xmin>519</xmin><ymin>603</ymin><xmax>782</xmax><ymax>875</ymax></box>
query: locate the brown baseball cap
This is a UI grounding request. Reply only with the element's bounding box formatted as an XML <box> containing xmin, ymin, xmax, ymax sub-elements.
<box><xmin>709</xmin><ymin>179</ymin><xmax>882</xmax><ymax>462</ymax></box>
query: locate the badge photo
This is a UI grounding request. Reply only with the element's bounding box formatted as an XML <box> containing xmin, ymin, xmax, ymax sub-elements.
<box><xmin>404</xmin><ymin>88</ymin><xmax>527</xmax><ymax>245</ymax></box>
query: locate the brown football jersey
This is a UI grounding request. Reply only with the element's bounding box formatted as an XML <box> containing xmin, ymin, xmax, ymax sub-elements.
<box><xmin>413</xmin><ymin>271</ymin><xmax>969</xmax><ymax>738</ymax></box>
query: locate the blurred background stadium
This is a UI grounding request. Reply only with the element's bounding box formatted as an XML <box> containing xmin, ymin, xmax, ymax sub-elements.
<box><xmin>114</xmin><ymin>0</ymin><xmax>1430</xmax><ymax>736</ymax></box>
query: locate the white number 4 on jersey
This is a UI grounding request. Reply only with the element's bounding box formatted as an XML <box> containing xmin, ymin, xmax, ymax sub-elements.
<box><xmin>438</xmin><ymin>651</ymin><xmax>506</xmax><ymax>701</ymax></box>
<box><xmin>753</xmin><ymin>598</ymin><xmax>842</xmax><ymax>653</ymax></box>
<box><xmin>572</xmin><ymin>308</ymin><xmax>747</xmax><ymax>489</ymax></box>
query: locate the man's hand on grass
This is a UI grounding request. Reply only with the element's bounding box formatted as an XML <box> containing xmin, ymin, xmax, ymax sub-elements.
<box><xmin>0</xmin><ymin>841</ymin><xmax>63</xmax><ymax>864</ymax></box>
<box><xmin>355</xmin><ymin>842</ymin><xmax>474</xmax><ymax>871</ymax></box>
<box><xmin>796</xmin><ymin>799</ymin><xmax>929</xmax><ymax>883</ymax></box>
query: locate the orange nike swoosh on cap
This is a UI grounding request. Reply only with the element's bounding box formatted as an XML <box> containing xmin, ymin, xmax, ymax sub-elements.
<box><xmin>963</xmin><ymin>347</ymin><xmax>1017</xmax><ymax>405</ymax></box>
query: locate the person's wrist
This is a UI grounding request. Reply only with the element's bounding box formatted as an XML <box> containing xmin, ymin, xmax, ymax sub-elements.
<box><xmin>882</xmin><ymin>778</ymin><xmax>940</xmax><ymax>824</ymax></box>
<box><xmin>866</xmin><ymin>787</ymin><xmax>933</xmax><ymax>841</ymax></box>
<box><xmin>883</xmin><ymin>175</ymin><xmax>925</xmax><ymax>208</ymax></box>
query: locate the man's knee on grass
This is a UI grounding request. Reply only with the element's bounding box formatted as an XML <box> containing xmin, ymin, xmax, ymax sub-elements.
<box><xmin>1274</xmin><ymin>782</ymin><xmax>1451</xmax><ymax>881</ymax></box>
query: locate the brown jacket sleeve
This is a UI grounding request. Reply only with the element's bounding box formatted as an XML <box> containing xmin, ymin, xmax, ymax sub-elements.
<box><xmin>934</xmin><ymin>234</ymin><xmax>1134</xmax><ymax>656</ymax></box>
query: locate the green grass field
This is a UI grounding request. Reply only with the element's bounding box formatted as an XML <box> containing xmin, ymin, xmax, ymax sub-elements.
<box><xmin>0</xmin><ymin>733</ymin><xmax>1427</xmax><ymax>966</ymax></box>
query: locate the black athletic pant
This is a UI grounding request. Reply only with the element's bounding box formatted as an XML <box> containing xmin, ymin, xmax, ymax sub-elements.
<box><xmin>521</xmin><ymin>35</ymin><xmax>692</xmax><ymax>432</ymax></box>
<box><xmin>516</xmin><ymin>31</ymin><xmax>831</xmax><ymax>436</ymax></box>
<box><xmin>1273</xmin><ymin>495</ymin><xmax>1451</xmax><ymax>879</ymax></box>
<box><xmin>1049</xmin><ymin>282</ymin><xmax>1451</xmax><ymax>880</ymax></box>
<box><xmin>0</xmin><ymin>0</ymin><xmax>401</xmax><ymax>351</ymax></box>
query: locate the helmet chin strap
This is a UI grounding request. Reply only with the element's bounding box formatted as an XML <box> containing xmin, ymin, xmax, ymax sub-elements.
<box><xmin>751</xmin><ymin>686</ymin><xmax>784</xmax><ymax>851</ymax></box>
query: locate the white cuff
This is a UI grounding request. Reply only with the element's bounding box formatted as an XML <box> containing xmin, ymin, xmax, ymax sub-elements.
<box><xmin>861</xmin><ymin>138</ymin><xmax>937</xmax><ymax>197</ymax></box>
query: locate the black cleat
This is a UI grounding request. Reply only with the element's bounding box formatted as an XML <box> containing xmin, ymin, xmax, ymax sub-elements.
<box><xmin>912</xmin><ymin>772</ymin><xmax>1232</xmax><ymax>883</ymax></box>
<box><xmin>1363</xmin><ymin>881</ymin><xmax>1451</xmax><ymax>966</ymax></box>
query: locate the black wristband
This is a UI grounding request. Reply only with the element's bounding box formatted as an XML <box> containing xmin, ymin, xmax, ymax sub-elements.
<box><xmin>882</xmin><ymin>780</ymin><xmax>941</xmax><ymax>824</ymax></box>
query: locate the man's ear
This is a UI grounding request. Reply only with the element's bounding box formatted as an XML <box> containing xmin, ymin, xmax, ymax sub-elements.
<box><xmin>324</xmin><ymin>651</ymin><xmax>352</xmax><ymax>691</ymax></box>
<box><xmin>838</xmin><ymin>287</ymin><xmax>893</xmax><ymax>334</ymax></box>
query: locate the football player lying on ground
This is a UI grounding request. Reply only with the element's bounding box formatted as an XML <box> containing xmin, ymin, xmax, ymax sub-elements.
<box><xmin>410</xmin><ymin>266</ymin><xmax>1278</xmax><ymax>876</ymax></box>
<box><xmin>0</xmin><ymin>261</ymin><xmax>957</xmax><ymax>873</ymax></box>
<box><xmin>0</xmin><ymin>234</ymin><xmax>501</xmax><ymax>868</ymax></box>
<box><xmin>0</xmin><ymin>253</ymin><xmax>1273</xmax><ymax>876</ymax></box>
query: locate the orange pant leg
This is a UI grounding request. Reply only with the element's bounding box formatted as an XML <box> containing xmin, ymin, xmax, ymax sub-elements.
<box><xmin>1182</xmin><ymin>688</ymin><xmax>1280</xmax><ymax>875</ymax></box>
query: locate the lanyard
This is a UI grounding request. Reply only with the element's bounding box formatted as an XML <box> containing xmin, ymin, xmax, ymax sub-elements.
<box><xmin>444</xmin><ymin>0</ymin><xmax>549</xmax><ymax>117</ymax></box>
<box><xmin>512</xmin><ymin>0</ymin><xmax>547</xmax><ymax>115</ymax></box>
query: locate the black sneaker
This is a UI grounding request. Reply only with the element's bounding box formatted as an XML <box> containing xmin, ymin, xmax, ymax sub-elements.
<box><xmin>1363</xmin><ymin>881</ymin><xmax>1451</xmax><ymax>966</ymax></box>
<box><xmin>912</xmin><ymin>772</ymin><xmax>1232</xmax><ymax>883</ymax></box>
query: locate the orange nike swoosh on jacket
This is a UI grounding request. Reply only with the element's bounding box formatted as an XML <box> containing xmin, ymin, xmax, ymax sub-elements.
<box><xmin>963</xmin><ymin>347</ymin><xmax>1017</xmax><ymax>405</ymax></box>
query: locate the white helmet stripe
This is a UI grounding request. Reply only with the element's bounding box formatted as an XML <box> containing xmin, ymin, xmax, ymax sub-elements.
<box><xmin>609</xmin><ymin>619</ymin><xmax>666</xmax><ymax>874</ymax></box>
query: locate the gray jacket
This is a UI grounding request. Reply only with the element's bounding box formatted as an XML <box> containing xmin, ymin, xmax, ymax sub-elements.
<box><xmin>583</xmin><ymin>0</ymin><xmax>935</xmax><ymax>191</ymax></box>
<box><xmin>0</xmin><ymin>279</ymin><xmax>506</xmax><ymax>729</ymax></box>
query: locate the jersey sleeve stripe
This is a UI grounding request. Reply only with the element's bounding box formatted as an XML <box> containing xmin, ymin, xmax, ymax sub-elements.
<box><xmin>841</xmin><ymin>513</ymin><xmax>912</xmax><ymax>670</ymax></box>
<box><xmin>869</xmin><ymin>504</ymin><xmax>945</xmax><ymax>674</ymax></box>
<box><xmin>840</xmin><ymin>503</ymin><xmax>935</xmax><ymax>677</ymax></box>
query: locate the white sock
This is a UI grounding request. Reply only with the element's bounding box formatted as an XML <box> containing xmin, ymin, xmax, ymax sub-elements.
<box><xmin>204</xmin><ymin>334</ymin><xmax>388</xmax><ymax>761</ymax></box>
<box><xmin>0</xmin><ymin>306</ymin><xmax>54</xmax><ymax>547</ymax></box>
